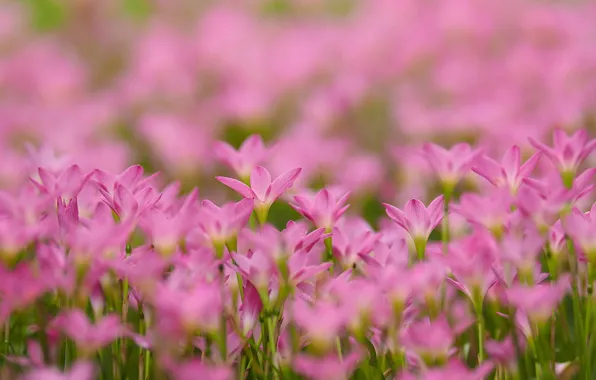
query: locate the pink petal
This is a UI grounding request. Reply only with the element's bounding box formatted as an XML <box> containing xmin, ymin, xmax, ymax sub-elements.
<box><xmin>213</xmin><ymin>141</ymin><xmax>236</xmax><ymax>165</ymax></box>
<box><xmin>404</xmin><ymin>199</ymin><xmax>431</xmax><ymax>235</ymax></box>
<box><xmin>268</xmin><ymin>168</ymin><xmax>301</xmax><ymax>203</ymax></box>
<box><xmin>427</xmin><ymin>195</ymin><xmax>445</xmax><ymax>227</ymax></box>
<box><xmin>250</xmin><ymin>166</ymin><xmax>272</xmax><ymax>201</ymax></box>
<box><xmin>553</xmin><ymin>128</ymin><xmax>569</xmax><ymax>150</ymax></box>
<box><xmin>37</xmin><ymin>167</ymin><xmax>57</xmax><ymax>193</ymax></box>
<box><xmin>383</xmin><ymin>203</ymin><xmax>408</xmax><ymax>230</ymax></box>
<box><xmin>518</xmin><ymin>152</ymin><xmax>542</xmax><ymax>178</ymax></box>
<box><xmin>216</xmin><ymin>176</ymin><xmax>255</xmax><ymax>199</ymax></box>
<box><xmin>242</xmin><ymin>134</ymin><xmax>265</xmax><ymax>154</ymax></box>
<box><xmin>315</xmin><ymin>189</ymin><xmax>332</xmax><ymax>215</ymax></box>
<box><xmin>115</xmin><ymin>185</ymin><xmax>139</xmax><ymax>218</ymax></box>
<box><xmin>528</xmin><ymin>138</ymin><xmax>560</xmax><ymax>167</ymax></box>
<box><xmin>57</xmin><ymin>164</ymin><xmax>85</xmax><ymax>197</ymax></box>
<box><xmin>472</xmin><ymin>156</ymin><xmax>502</xmax><ymax>186</ymax></box>
<box><xmin>501</xmin><ymin>146</ymin><xmax>521</xmax><ymax>177</ymax></box>
<box><xmin>116</xmin><ymin>165</ymin><xmax>144</xmax><ymax>188</ymax></box>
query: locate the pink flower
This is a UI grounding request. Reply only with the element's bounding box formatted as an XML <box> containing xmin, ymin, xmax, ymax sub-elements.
<box><xmin>233</xmin><ymin>249</ymin><xmax>276</xmax><ymax>295</ymax></box>
<box><xmin>241</xmin><ymin>221</ymin><xmax>328</xmax><ymax>263</ymax></box>
<box><xmin>31</xmin><ymin>164</ymin><xmax>92</xmax><ymax>202</ymax></box>
<box><xmin>473</xmin><ymin>145</ymin><xmax>541</xmax><ymax>195</ymax></box>
<box><xmin>139</xmin><ymin>189</ymin><xmax>199</xmax><ymax>256</ymax></box>
<box><xmin>293</xmin><ymin>298</ymin><xmax>346</xmax><ymax>352</ymax></box>
<box><xmin>154</xmin><ymin>280</ymin><xmax>223</xmax><ymax>336</ymax></box>
<box><xmin>291</xmin><ymin>188</ymin><xmax>350</xmax><ymax>231</ymax></box>
<box><xmin>563</xmin><ymin>204</ymin><xmax>596</xmax><ymax>262</ymax></box>
<box><xmin>445</xmin><ymin>231</ymin><xmax>497</xmax><ymax>302</ymax></box>
<box><xmin>293</xmin><ymin>351</ymin><xmax>362</xmax><ymax>380</ymax></box>
<box><xmin>169</xmin><ymin>360</ymin><xmax>233</xmax><ymax>380</ymax></box>
<box><xmin>194</xmin><ymin>199</ymin><xmax>253</xmax><ymax>256</ymax></box>
<box><xmin>485</xmin><ymin>337</ymin><xmax>520</xmax><ymax>371</ymax></box>
<box><xmin>452</xmin><ymin>189</ymin><xmax>512</xmax><ymax>238</ymax></box>
<box><xmin>529</xmin><ymin>128</ymin><xmax>596</xmax><ymax>186</ymax></box>
<box><xmin>401</xmin><ymin>359</ymin><xmax>493</xmax><ymax>380</ymax></box>
<box><xmin>384</xmin><ymin>196</ymin><xmax>443</xmax><ymax>258</ymax></box>
<box><xmin>217</xmin><ymin>166</ymin><xmax>301</xmax><ymax>224</ymax></box>
<box><xmin>51</xmin><ymin>311</ymin><xmax>127</xmax><ymax>355</ymax></box>
<box><xmin>401</xmin><ymin>316</ymin><xmax>454</xmax><ymax>364</ymax></box>
<box><xmin>506</xmin><ymin>276</ymin><xmax>569</xmax><ymax>325</ymax></box>
<box><xmin>214</xmin><ymin>134</ymin><xmax>270</xmax><ymax>180</ymax></box>
<box><xmin>23</xmin><ymin>361</ymin><xmax>95</xmax><ymax>380</ymax></box>
<box><xmin>101</xmin><ymin>184</ymin><xmax>161</xmax><ymax>222</ymax></box>
<box><xmin>500</xmin><ymin>229</ymin><xmax>546</xmax><ymax>283</ymax></box>
<box><xmin>0</xmin><ymin>264</ymin><xmax>48</xmax><ymax>323</ymax></box>
<box><xmin>332</xmin><ymin>219</ymin><xmax>380</xmax><ymax>269</ymax></box>
<box><xmin>421</xmin><ymin>143</ymin><xmax>483</xmax><ymax>193</ymax></box>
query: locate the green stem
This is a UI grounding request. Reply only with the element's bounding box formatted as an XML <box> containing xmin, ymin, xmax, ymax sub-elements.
<box><xmin>218</xmin><ymin>265</ymin><xmax>228</xmax><ymax>361</ymax></box>
<box><xmin>441</xmin><ymin>191</ymin><xmax>451</xmax><ymax>255</ymax></box>
<box><xmin>267</xmin><ymin>316</ymin><xmax>278</xmax><ymax>371</ymax></box>
<box><xmin>474</xmin><ymin>301</ymin><xmax>485</xmax><ymax>363</ymax></box>
<box><xmin>3</xmin><ymin>318</ymin><xmax>9</xmax><ymax>357</ymax></box>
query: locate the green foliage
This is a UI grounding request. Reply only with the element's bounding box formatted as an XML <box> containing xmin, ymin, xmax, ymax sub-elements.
<box><xmin>26</xmin><ymin>0</ymin><xmax>67</xmax><ymax>32</ymax></box>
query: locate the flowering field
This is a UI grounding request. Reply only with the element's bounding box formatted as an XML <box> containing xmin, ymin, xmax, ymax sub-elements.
<box><xmin>2</xmin><ymin>0</ymin><xmax>596</xmax><ymax>379</ymax></box>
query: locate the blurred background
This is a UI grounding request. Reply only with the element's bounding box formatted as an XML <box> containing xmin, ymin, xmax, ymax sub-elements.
<box><xmin>1</xmin><ymin>0</ymin><xmax>596</xmax><ymax>226</ymax></box>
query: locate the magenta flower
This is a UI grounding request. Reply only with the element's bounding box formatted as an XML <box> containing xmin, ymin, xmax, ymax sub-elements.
<box><xmin>529</xmin><ymin>128</ymin><xmax>596</xmax><ymax>186</ymax></box>
<box><xmin>214</xmin><ymin>134</ymin><xmax>271</xmax><ymax>181</ymax></box>
<box><xmin>293</xmin><ymin>298</ymin><xmax>346</xmax><ymax>352</ymax></box>
<box><xmin>101</xmin><ymin>184</ymin><xmax>161</xmax><ymax>222</ymax></box>
<box><xmin>194</xmin><ymin>199</ymin><xmax>253</xmax><ymax>257</ymax></box>
<box><xmin>291</xmin><ymin>188</ymin><xmax>350</xmax><ymax>231</ymax></box>
<box><xmin>242</xmin><ymin>221</ymin><xmax>328</xmax><ymax>263</ymax></box>
<box><xmin>94</xmin><ymin>165</ymin><xmax>157</xmax><ymax>198</ymax></box>
<box><xmin>332</xmin><ymin>220</ymin><xmax>380</xmax><ymax>269</ymax></box>
<box><xmin>23</xmin><ymin>361</ymin><xmax>95</xmax><ymax>380</ymax></box>
<box><xmin>485</xmin><ymin>337</ymin><xmax>521</xmax><ymax>372</ymax></box>
<box><xmin>169</xmin><ymin>360</ymin><xmax>233</xmax><ymax>380</ymax></box>
<box><xmin>293</xmin><ymin>351</ymin><xmax>362</xmax><ymax>380</ymax></box>
<box><xmin>0</xmin><ymin>264</ymin><xmax>48</xmax><ymax>323</ymax></box>
<box><xmin>506</xmin><ymin>277</ymin><xmax>569</xmax><ymax>325</ymax></box>
<box><xmin>233</xmin><ymin>249</ymin><xmax>276</xmax><ymax>296</ymax></box>
<box><xmin>154</xmin><ymin>280</ymin><xmax>223</xmax><ymax>335</ymax></box>
<box><xmin>401</xmin><ymin>316</ymin><xmax>454</xmax><ymax>365</ymax></box>
<box><xmin>384</xmin><ymin>196</ymin><xmax>443</xmax><ymax>259</ymax></box>
<box><xmin>51</xmin><ymin>311</ymin><xmax>127</xmax><ymax>355</ymax></box>
<box><xmin>217</xmin><ymin>166</ymin><xmax>301</xmax><ymax>224</ymax></box>
<box><xmin>473</xmin><ymin>145</ymin><xmax>541</xmax><ymax>195</ymax></box>
<box><xmin>139</xmin><ymin>189</ymin><xmax>198</xmax><ymax>257</ymax></box>
<box><xmin>421</xmin><ymin>142</ymin><xmax>483</xmax><ymax>193</ymax></box>
<box><xmin>446</xmin><ymin>231</ymin><xmax>497</xmax><ymax>302</ymax></box>
<box><xmin>500</xmin><ymin>229</ymin><xmax>546</xmax><ymax>283</ymax></box>
<box><xmin>452</xmin><ymin>189</ymin><xmax>512</xmax><ymax>238</ymax></box>
<box><xmin>563</xmin><ymin>204</ymin><xmax>596</xmax><ymax>262</ymax></box>
<box><xmin>402</xmin><ymin>359</ymin><xmax>493</xmax><ymax>380</ymax></box>
<box><xmin>31</xmin><ymin>164</ymin><xmax>93</xmax><ymax>202</ymax></box>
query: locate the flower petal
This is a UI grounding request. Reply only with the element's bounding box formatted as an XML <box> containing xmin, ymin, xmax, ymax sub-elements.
<box><xmin>216</xmin><ymin>176</ymin><xmax>255</xmax><ymax>199</ymax></box>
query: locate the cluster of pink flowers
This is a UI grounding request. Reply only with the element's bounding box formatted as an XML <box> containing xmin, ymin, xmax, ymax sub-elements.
<box><xmin>0</xmin><ymin>129</ymin><xmax>595</xmax><ymax>379</ymax></box>
<box><xmin>3</xmin><ymin>0</ymin><xmax>596</xmax><ymax>379</ymax></box>
<box><xmin>1</xmin><ymin>0</ymin><xmax>596</xmax><ymax>203</ymax></box>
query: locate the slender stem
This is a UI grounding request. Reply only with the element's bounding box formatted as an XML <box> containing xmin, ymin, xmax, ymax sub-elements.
<box><xmin>218</xmin><ymin>265</ymin><xmax>228</xmax><ymax>362</ymax></box>
<box><xmin>238</xmin><ymin>355</ymin><xmax>247</xmax><ymax>380</ymax></box>
<box><xmin>336</xmin><ymin>337</ymin><xmax>343</xmax><ymax>361</ymax></box>
<box><xmin>267</xmin><ymin>316</ymin><xmax>277</xmax><ymax>371</ymax></box>
<box><xmin>474</xmin><ymin>300</ymin><xmax>485</xmax><ymax>363</ymax></box>
<box><xmin>441</xmin><ymin>191</ymin><xmax>451</xmax><ymax>255</ymax></box>
<box><xmin>3</xmin><ymin>318</ymin><xmax>9</xmax><ymax>357</ymax></box>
